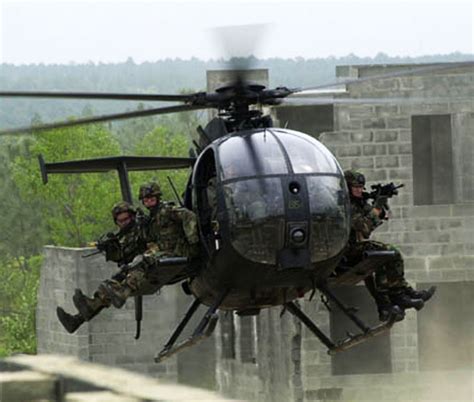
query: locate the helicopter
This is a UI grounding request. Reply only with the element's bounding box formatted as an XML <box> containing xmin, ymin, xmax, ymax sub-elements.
<box><xmin>1</xmin><ymin>60</ymin><xmax>471</xmax><ymax>363</ymax></box>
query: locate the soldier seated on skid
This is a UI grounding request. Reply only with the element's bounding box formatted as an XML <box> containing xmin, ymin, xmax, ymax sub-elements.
<box><xmin>98</xmin><ymin>181</ymin><xmax>200</xmax><ymax>309</ymax></box>
<box><xmin>342</xmin><ymin>170</ymin><xmax>436</xmax><ymax>322</ymax></box>
<box><xmin>56</xmin><ymin>201</ymin><xmax>148</xmax><ymax>333</ymax></box>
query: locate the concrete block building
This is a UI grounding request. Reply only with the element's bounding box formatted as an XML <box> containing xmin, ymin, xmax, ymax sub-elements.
<box><xmin>36</xmin><ymin>62</ymin><xmax>473</xmax><ymax>402</ymax></box>
<box><xmin>215</xmin><ymin>62</ymin><xmax>474</xmax><ymax>401</ymax></box>
<box><xmin>36</xmin><ymin>246</ymin><xmax>218</xmax><ymax>389</ymax></box>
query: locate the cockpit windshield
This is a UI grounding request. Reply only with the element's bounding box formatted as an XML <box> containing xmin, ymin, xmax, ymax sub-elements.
<box><xmin>215</xmin><ymin>129</ymin><xmax>349</xmax><ymax>266</ymax></box>
<box><xmin>219</xmin><ymin>132</ymin><xmax>288</xmax><ymax>180</ymax></box>
<box><xmin>223</xmin><ymin>178</ymin><xmax>285</xmax><ymax>264</ymax></box>
<box><xmin>306</xmin><ymin>175</ymin><xmax>350</xmax><ymax>261</ymax></box>
<box><xmin>276</xmin><ymin>131</ymin><xmax>340</xmax><ymax>174</ymax></box>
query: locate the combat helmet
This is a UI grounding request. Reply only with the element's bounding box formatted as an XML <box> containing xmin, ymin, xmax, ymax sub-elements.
<box><xmin>111</xmin><ymin>201</ymin><xmax>136</xmax><ymax>222</ymax></box>
<box><xmin>344</xmin><ymin>170</ymin><xmax>366</xmax><ymax>187</ymax></box>
<box><xmin>138</xmin><ymin>181</ymin><xmax>162</xmax><ymax>201</ymax></box>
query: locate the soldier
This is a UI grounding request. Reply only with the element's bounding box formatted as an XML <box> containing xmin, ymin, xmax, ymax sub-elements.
<box><xmin>56</xmin><ymin>201</ymin><xmax>147</xmax><ymax>333</ymax></box>
<box><xmin>343</xmin><ymin>170</ymin><xmax>436</xmax><ymax>321</ymax></box>
<box><xmin>99</xmin><ymin>181</ymin><xmax>200</xmax><ymax>308</ymax></box>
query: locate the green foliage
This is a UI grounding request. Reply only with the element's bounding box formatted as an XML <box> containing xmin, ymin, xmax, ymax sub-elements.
<box><xmin>155</xmin><ymin>106</ymin><xmax>206</xmax><ymax>147</ymax></box>
<box><xmin>11</xmin><ymin>123</ymin><xmax>122</xmax><ymax>246</ymax></box>
<box><xmin>0</xmin><ymin>255</ymin><xmax>42</xmax><ymax>357</ymax></box>
<box><xmin>112</xmin><ymin>102</ymin><xmax>205</xmax><ymax>155</ymax></box>
<box><xmin>0</xmin><ymin>93</ymin><xmax>199</xmax><ymax>358</ymax></box>
<box><xmin>112</xmin><ymin>103</ymin><xmax>157</xmax><ymax>153</ymax></box>
<box><xmin>131</xmin><ymin>126</ymin><xmax>192</xmax><ymax>203</ymax></box>
<box><xmin>0</xmin><ymin>138</ymin><xmax>46</xmax><ymax>261</ymax></box>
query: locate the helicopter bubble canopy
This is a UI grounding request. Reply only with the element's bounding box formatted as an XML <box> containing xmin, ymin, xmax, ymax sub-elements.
<box><xmin>214</xmin><ymin>129</ymin><xmax>350</xmax><ymax>267</ymax></box>
<box><xmin>219</xmin><ymin>129</ymin><xmax>341</xmax><ymax>180</ymax></box>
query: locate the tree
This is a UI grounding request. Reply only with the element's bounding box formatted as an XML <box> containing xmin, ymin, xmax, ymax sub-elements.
<box><xmin>12</xmin><ymin>123</ymin><xmax>122</xmax><ymax>247</ymax></box>
<box><xmin>0</xmin><ymin>138</ymin><xmax>46</xmax><ymax>267</ymax></box>
<box><xmin>0</xmin><ymin>256</ymin><xmax>42</xmax><ymax>357</ymax></box>
<box><xmin>131</xmin><ymin>126</ymin><xmax>192</xmax><ymax>203</ymax></box>
<box><xmin>112</xmin><ymin>103</ymin><xmax>156</xmax><ymax>153</ymax></box>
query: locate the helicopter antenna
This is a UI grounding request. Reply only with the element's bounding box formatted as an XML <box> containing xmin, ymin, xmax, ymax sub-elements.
<box><xmin>167</xmin><ymin>176</ymin><xmax>184</xmax><ymax>207</ymax></box>
<box><xmin>196</xmin><ymin>125</ymin><xmax>212</xmax><ymax>146</ymax></box>
<box><xmin>192</xmin><ymin>140</ymin><xmax>202</xmax><ymax>154</ymax></box>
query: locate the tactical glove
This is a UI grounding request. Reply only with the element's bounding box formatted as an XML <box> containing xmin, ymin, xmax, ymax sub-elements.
<box><xmin>129</xmin><ymin>252</ymin><xmax>156</xmax><ymax>270</ymax></box>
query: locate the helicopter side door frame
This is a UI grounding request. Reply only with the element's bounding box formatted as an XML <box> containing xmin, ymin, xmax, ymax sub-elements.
<box><xmin>191</xmin><ymin>146</ymin><xmax>219</xmax><ymax>258</ymax></box>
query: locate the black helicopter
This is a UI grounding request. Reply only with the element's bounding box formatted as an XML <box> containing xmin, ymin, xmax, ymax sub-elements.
<box><xmin>1</xmin><ymin>60</ymin><xmax>471</xmax><ymax>362</ymax></box>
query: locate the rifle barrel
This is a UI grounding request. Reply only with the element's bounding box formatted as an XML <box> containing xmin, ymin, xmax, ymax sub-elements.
<box><xmin>82</xmin><ymin>249</ymin><xmax>102</xmax><ymax>258</ymax></box>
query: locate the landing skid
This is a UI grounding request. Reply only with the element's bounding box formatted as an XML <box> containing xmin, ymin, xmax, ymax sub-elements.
<box><xmin>154</xmin><ymin>290</ymin><xmax>228</xmax><ymax>363</ymax></box>
<box><xmin>329</xmin><ymin>250</ymin><xmax>397</xmax><ymax>286</ymax></box>
<box><xmin>285</xmin><ymin>284</ymin><xmax>397</xmax><ymax>355</ymax></box>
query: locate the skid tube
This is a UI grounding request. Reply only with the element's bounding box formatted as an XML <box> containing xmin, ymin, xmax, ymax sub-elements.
<box><xmin>155</xmin><ymin>289</ymin><xmax>229</xmax><ymax>363</ymax></box>
<box><xmin>285</xmin><ymin>297</ymin><xmax>397</xmax><ymax>355</ymax></box>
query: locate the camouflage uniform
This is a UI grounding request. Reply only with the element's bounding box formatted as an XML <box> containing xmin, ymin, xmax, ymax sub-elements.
<box><xmin>97</xmin><ymin>218</ymin><xmax>148</xmax><ymax>266</ymax></box>
<box><xmin>343</xmin><ymin>170</ymin><xmax>435</xmax><ymax>320</ymax></box>
<box><xmin>100</xmin><ymin>182</ymin><xmax>200</xmax><ymax>308</ymax></box>
<box><xmin>345</xmin><ymin>193</ymin><xmax>408</xmax><ymax>291</ymax></box>
<box><xmin>146</xmin><ymin>202</ymin><xmax>199</xmax><ymax>257</ymax></box>
<box><xmin>56</xmin><ymin>201</ymin><xmax>148</xmax><ymax>333</ymax></box>
<box><xmin>207</xmin><ymin>176</ymin><xmax>218</xmax><ymax>221</ymax></box>
<box><xmin>96</xmin><ymin>208</ymin><xmax>148</xmax><ymax>287</ymax></box>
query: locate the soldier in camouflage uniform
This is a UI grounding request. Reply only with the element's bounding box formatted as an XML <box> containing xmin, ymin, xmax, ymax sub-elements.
<box><xmin>139</xmin><ymin>182</ymin><xmax>199</xmax><ymax>257</ymax></box>
<box><xmin>56</xmin><ymin>201</ymin><xmax>148</xmax><ymax>333</ymax></box>
<box><xmin>343</xmin><ymin>170</ymin><xmax>436</xmax><ymax>321</ymax></box>
<box><xmin>100</xmin><ymin>181</ymin><xmax>200</xmax><ymax>308</ymax></box>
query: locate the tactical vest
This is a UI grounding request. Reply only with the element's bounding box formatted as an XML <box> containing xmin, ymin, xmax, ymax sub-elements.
<box><xmin>147</xmin><ymin>203</ymin><xmax>194</xmax><ymax>257</ymax></box>
<box><xmin>119</xmin><ymin>224</ymin><xmax>148</xmax><ymax>263</ymax></box>
<box><xmin>349</xmin><ymin>196</ymin><xmax>381</xmax><ymax>245</ymax></box>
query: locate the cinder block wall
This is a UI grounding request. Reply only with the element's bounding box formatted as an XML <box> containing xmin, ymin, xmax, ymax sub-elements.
<box><xmin>304</xmin><ymin>65</ymin><xmax>473</xmax><ymax>399</ymax></box>
<box><xmin>216</xmin><ymin>306</ymin><xmax>303</xmax><ymax>402</ymax></box>
<box><xmin>36</xmin><ymin>246</ymin><xmax>180</xmax><ymax>380</ymax></box>
<box><xmin>37</xmin><ymin>246</ymin><xmax>219</xmax><ymax>388</ymax></box>
<box><xmin>36</xmin><ymin>65</ymin><xmax>473</xmax><ymax>402</ymax></box>
<box><xmin>215</xmin><ymin>64</ymin><xmax>474</xmax><ymax>402</ymax></box>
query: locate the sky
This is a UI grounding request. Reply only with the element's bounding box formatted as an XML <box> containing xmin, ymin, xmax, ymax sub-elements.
<box><xmin>0</xmin><ymin>0</ymin><xmax>472</xmax><ymax>64</ymax></box>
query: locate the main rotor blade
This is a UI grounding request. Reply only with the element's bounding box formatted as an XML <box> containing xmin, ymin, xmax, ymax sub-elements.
<box><xmin>0</xmin><ymin>91</ymin><xmax>195</xmax><ymax>102</ymax></box>
<box><xmin>0</xmin><ymin>104</ymin><xmax>208</xmax><ymax>136</ymax></box>
<box><xmin>280</xmin><ymin>96</ymin><xmax>474</xmax><ymax>107</ymax></box>
<box><xmin>293</xmin><ymin>61</ymin><xmax>474</xmax><ymax>93</ymax></box>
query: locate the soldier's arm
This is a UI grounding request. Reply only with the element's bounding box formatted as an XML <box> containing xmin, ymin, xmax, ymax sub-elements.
<box><xmin>96</xmin><ymin>232</ymin><xmax>123</xmax><ymax>262</ymax></box>
<box><xmin>175</xmin><ymin>207</ymin><xmax>200</xmax><ymax>245</ymax></box>
<box><xmin>119</xmin><ymin>226</ymin><xmax>149</xmax><ymax>264</ymax></box>
<box><xmin>352</xmin><ymin>207</ymin><xmax>382</xmax><ymax>239</ymax></box>
<box><xmin>167</xmin><ymin>205</ymin><xmax>199</xmax><ymax>244</ymax></box>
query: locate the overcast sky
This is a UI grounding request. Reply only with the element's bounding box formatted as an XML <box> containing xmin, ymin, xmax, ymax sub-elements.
<box><xmin>1</xmin><ymin>0</ymin><xmax>472</xmax><ymax>64</ymax></box>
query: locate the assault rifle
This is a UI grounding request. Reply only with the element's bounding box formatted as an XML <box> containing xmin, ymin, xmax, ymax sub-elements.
<box><xmin>363</xmin><ymin>182</ymin><xmax>404</xmax><ymax>217</ymax></box>
<box><xmin>82</xmin><ymin>232</ymin><xmax>121</xmax><ymax>260</ymax></box>
<box><xmin>364</xmin><ymin>182</ymin><xmax>404</xmax><ymax>201</ymax></box>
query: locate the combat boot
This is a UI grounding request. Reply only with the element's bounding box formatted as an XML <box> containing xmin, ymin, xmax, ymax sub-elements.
<box><xmin>405</xmin><ymin>286</ymin><xmax>436</xmax><ymax>302</ymax></box>
<box><xmin>73</xmin><ymin>289</ymin><xmax>107</xmax><ymax>320</ymax></box>
<box><xmin>99</xmin><ymin>281</ymin><xmax>133</xmax><ymax>308</ymax></box>
<box><xmin>377</xmin><ymin>303</ymin><xmax>405</xmax><ymax>322</ymax></box>
<box><xmin>56</xmin><ymin>307</ymin><xmax>85</xmax><ymax>333</ymax></box>
<box><xmin>390</xmin><ymin>293</ymin><xmax>424</xmax><ymax>311</ymax></box>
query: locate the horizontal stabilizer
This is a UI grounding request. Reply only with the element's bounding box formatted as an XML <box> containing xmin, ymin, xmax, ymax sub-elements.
<box><xmin>38</xmin><ymin>154</ymin><xmax>195</xmax><ymax>184</ymax></box>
